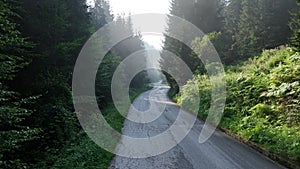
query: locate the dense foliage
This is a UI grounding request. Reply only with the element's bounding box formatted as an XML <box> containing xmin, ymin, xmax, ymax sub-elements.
<box><xmin>47</xmin><ymin>87</ymin><xmax>148</xmax><ymax>168</ymax></box>
<box><xmin>227</xmin><ymin>0</ymin><xmax>297</xmax><ymax>59</ymax></box>
<box><xmin>1</xmin><ymin>0</ymin><xmax>299</xmax><ymax>168</ymax></box>
<box><xmin>161</xmin><ymin>0</ymin><xmax>300</xmax><ymax>166</ymax></box>
<box><xmin>0</xmin><ymin>1</ymin><xmax>40</xmax><ymax>168</ymax></box>
<box><xmin>289</xmin><ymin>0</ymin><xmax>300</xmax><ymax>49</ymax></box>
<box><xmin>0</xmin><ymin>0</ymin><xmax>148</xmax><ymax>168</ymax></box>
<box><xmin>161</xmin><ymin>0</ymin><xmax>299</xmax><ymax>99</ymax></box>
<box><xmin>177</xmin><ymin>47</ymin><xmax>300</xmax><ymax>165</ymax></box>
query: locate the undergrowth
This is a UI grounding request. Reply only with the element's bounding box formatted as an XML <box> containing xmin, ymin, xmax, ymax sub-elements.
<box><xmin>35</xmin><ymin>88</ymin><xmax>149</xmax><ymax>169</ymax></box>
<box><xmin>177</xmin><ymin>47</ymin><xmax>300</xmax><ymax>165</ymax></box>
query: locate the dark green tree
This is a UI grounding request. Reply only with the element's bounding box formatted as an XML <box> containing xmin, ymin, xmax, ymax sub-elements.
<box><xmin>90</xmin><ymin>0</ymin><xmax>113</xmax><ymax>29</ymax></box>
<box><xmin>0</xmin><ymin>0</ymin><xmax>39</xmax><ymax>168</ymax></box>
<box><xmin>230</xmin><ymin>0</ymin><xmax>297</xmax><ymax>59</ymax></box>
<box><xmin>9</xmin><ymin>0</ymin><xmax>92</xmax><ymax>163</ymax></box>
<box><xmin>161</xmin><ymin>0</ymin><xmax>225</xmax><ymax>96</ymax></box>
<box><xmin>289</xmin><ymin>0</ymin><xmax>300</xmax><ymax>49</ymax></box>
<box><xmin>232</xmin><ymin>0</ymin><xmax>263</xmax><ymax>58</ymax></box>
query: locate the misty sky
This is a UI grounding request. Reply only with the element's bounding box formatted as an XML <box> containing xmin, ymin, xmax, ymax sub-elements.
<box><xmin>87</xmin><ymin>0</ymin><xmax>170</xmax><ymax>49</ymax></box>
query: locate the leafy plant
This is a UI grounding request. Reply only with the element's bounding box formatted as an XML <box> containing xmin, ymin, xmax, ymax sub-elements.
<box><xmin>177</xmin><ymin>47</ymin><xmax>300</xmax><ymax>163</ymax></box>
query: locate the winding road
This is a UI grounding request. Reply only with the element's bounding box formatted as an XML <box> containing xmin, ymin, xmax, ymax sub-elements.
<box><xmin>109</xmin><ymin>84</ymin><xmax>285</xmax><ymax>169</ymax></box>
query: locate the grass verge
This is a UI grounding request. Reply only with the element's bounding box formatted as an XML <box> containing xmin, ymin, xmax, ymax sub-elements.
<box><xmin>176</xmin><ymin>47</ymin><xmax>300</xmax><ymax>168</ymax></box>
<box><xmin>36</xmin><ymin>87</ymin><xmax>151</xmax><ymax>169</ymax></box>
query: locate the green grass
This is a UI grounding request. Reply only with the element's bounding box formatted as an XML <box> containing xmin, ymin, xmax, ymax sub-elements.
<box><xmin>177</xmin><ymin>46</ymin><xmax>300</xmax><ymax>165</ymax></box>
<box><xmin>35</xmin><ymin>88</ymin><xmax>150</xmax><ymax>169</ymax></box>
<box><xmin>34</xmin><ymin>104</ymin><xmax>122</xmax><ymax>169</ymax></box>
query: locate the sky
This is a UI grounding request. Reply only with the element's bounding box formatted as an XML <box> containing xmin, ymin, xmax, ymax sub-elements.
<box><xmin>87</xmin><ymin>0</ymin><xmax>171</xmax><ymax>49</ymax></box>
<box><xmin>109</xmin><ymin>0</ymin><xmax>170</xmax><ymax>16</ymax></box>
<box><xmin>109</xmin><ymin>0</ymin><xmax>171</xmax><ymax>50</ymax></box>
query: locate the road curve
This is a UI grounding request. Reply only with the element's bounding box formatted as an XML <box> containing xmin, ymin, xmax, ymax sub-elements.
<box><xmin>109</xmin><ymin>85</ymin><xmax>285</xmax><ymax>169</ymax></box>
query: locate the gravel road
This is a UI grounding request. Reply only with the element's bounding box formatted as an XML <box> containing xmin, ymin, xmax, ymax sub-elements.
<box><xmin>109</xmin><ymin>85</ymin><xmax>285</xmax><ymax>169</ymax></box>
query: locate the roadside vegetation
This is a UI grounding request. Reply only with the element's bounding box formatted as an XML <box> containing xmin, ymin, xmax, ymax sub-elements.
<box><xmin>162</xmin><ymin>0</ymin><xmax>300</xmax><ymax>167</ymax></box>
<box><xmin>1</xmin><ymin>0</ymin><xmax>300</xmax><ymax>168</ymax></box>
<box><xmin>0</xmin><ymin>0</ymin><xmax>148</xmax><ymax>168</ymax></box>
<box><xmin>177</xmin><ymin>47</ymin><xmax>300</xmax><ymax>165</ymax></box>
<box><xmin>35</xmin><ymin>88</ymin><xmax>149</xmax><ymax>168</ymax></box>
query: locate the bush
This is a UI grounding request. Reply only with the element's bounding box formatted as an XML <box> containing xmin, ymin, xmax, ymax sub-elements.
<box><xmin>177</xmin><ymin>47</ymin><xmax>300</xmax><ymax>163</ymax></box>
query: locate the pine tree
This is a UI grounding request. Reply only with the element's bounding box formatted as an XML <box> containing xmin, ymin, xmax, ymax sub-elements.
<box><xmin>231</xmin><ymin>0</ymin><xmax>263</xmax><ymax>58</ymax></box>
<box><xmin>160</xmin><ymin>0</ymin><xmax>225</xmax><ymax>96</ymax></box>
<box><xmin>9</xmin><ymin>0</ymin><xmax>93</xmax><ymax>162</ymax></box>
<box><xmin>91</xmin><ymin>0</ymin><xmax>113</xmax><ymax>29</ymax></box>
<box><xmin>289</xmin><ymin>0</ymin><xmax>300</xmax><ymax>49</ymax></box>
<box><xmin>223</xmin><ymin>0</ymin><xmax>242</xmax><ymax>58</ymax></box>
<box><xmin>0</xmin><ymin>0</ymin><xmax>39</xmax><ymax>167</ymax></box>
<box><xmin>229</xmin><ymin>0</ymin><xmax>297</xmax><ymax>59</ymax></box>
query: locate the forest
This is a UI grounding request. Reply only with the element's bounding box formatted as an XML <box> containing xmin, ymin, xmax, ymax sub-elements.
<box><xmin>0</xmin><ymin>0</ymin><xmax>299</xmax><ymax>168</ymax></box>
<box><xmin>162</xmin><ymin>0</ymin><xmax>300</xmax><ymax>168</ymax></box>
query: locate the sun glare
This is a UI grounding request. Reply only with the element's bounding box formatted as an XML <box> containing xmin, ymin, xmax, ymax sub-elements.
<box><xmin>109</xmin><ymin>0</ymin><xmax>170</xmax><ymax>15</ymax></box>
<box><xmin>143</xmin><ymin>35</ymin><xmax>164</xmax><ymax>50</ymax></box>
<box><xmin>87</xmin><ymin>0</ymin><xmax>170</xmax><ymax>50</ymax></box>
